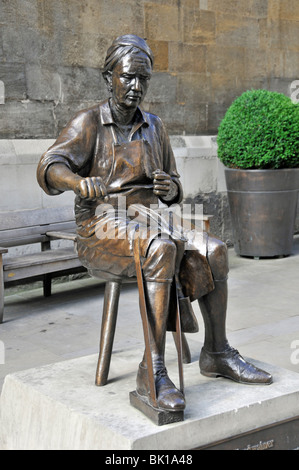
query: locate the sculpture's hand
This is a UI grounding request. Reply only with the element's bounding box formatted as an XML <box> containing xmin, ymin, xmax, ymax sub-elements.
<box><xmin>153</xmin><ymin>169</ymin><xmax>178</xmax><ymax>201</ymax></box>
<box><xmin>153</xmin><ymin>169</ymin><xmax>172</xmax><ymax>197</ymax></box>
<box><xmin>75</xmin><ymin>176</ymin><xmax>108</xmax><ymax>200</ymax></box>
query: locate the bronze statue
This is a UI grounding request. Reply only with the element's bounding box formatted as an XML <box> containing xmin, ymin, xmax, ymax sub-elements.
<box><xmin>37</xmin><ymin>35</ymin><xmax>272</xmax><ymax>422</ymax></box>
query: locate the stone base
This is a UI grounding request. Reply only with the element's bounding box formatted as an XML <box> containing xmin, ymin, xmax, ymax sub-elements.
<box><xmin>1</xmin><ymin>353</ymin><xmax>299</xmax><ymax>450</ymax></box>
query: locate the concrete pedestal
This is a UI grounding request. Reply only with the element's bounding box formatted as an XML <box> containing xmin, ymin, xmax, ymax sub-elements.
<box><xmin>1</xmin><ymin>353</ymin><xmax>299</xmax><ymax>450</ymax></box>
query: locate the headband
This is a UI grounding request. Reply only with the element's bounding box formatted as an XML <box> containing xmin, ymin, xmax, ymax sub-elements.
<box><xmin>103</xmin><ymin>34</ymin><xmax>154</xmax><ymax>75</ymax></box>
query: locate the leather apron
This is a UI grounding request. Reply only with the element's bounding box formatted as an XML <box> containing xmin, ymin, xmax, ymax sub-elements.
<box><xmin>104</xmin><ymin>125</ymin><xmax>158</xmax><ymax>209</ymax></box>
<box><xmin>76</xmin><ymin>129</ymin><xmax>160</xmax><ymax>278</ymax></box>
<box><xmin>77</xmin><ymin>127</ymin><xmax>215</xmax><ymax>302</ymax></box>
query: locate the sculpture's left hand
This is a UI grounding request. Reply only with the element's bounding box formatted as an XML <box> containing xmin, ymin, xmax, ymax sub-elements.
<box><xmin>152</xmin><ymin>169</ymin><xmax>178</xmax><ymax>200</ymax></box>
<box><xmin>153</xmin><ymin>169</ymin><xmax>172</xmax><ymax>197</ymax></box>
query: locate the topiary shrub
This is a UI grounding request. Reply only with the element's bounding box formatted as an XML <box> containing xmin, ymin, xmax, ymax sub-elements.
<box><xmin>217</xmin><ymin>89</ymin><xmax>299</xmax><ymax>169</ymax></box>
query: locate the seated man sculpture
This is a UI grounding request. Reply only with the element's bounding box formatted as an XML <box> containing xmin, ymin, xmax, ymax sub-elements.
<box><xmin>37</xmin><ymin>35</ymin><xmax>272</xmax><ymax>418</ymax></box>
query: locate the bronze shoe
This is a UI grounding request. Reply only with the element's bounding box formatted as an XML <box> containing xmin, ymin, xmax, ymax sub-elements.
<box><xmin>199</xmin><ymin>347</ymin><xmax>273</xmax><ymax>385</ymax></box>
<box><xmin>136</xmin><ymin>362</ymin><xmax>186</xmax><ymax>411</ymax></box>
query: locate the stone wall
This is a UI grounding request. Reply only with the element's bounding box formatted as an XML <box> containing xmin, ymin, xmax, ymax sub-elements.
<box><xmin>0</xmin><ymin>0</ymin><xmax>298</xmax><ymax>138</ymax></box>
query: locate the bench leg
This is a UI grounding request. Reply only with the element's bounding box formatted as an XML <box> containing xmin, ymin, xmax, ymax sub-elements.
<box><xmin>43</xmin><ymin>274</ymin><xmax>52</xmax><ymax>297</ymax></box>
<box><xmin>95</xmin><ymin>281</ymin><xmax>121</xmax><ymax>386</ymax></box>
<box><xmin>41</xmin><ymin>241</ymin><xmax>52</xmax><ymax>297</ymax></box>
<box><xmin>0</xmin><ymin>255</ymin><xmax>4</xmax><ymax>324</ymax></box>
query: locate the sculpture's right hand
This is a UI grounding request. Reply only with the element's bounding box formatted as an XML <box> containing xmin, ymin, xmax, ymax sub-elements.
<box><xmin>75</xmin><ymin>177</ymin><xmax>108</xmax><ymax>200</ymax></box>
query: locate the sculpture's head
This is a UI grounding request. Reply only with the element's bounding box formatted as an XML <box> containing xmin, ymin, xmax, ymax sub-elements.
<box><xmin>102</xmin><ymin>35</ymin><xmax>154</xmax><ymax>110</ymax></box>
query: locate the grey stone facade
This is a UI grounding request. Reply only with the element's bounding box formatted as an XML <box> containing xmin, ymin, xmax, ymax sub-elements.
<box><xmin>1</xmin><ymin>0</ymin><xmax>299</xmax><ymax>138</ymax></box>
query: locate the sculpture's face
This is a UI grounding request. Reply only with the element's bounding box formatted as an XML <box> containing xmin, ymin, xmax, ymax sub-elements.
<box><xmin>110</xmin><ymin>51</ymin><xmax>152</xmax><ymax>109</ymax></box>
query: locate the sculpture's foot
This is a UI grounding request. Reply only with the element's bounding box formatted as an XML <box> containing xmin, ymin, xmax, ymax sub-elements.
<box><xmin>199</xmin><ymin>346</ymin><xmax>273</xmax><ymax>385</ymax></box>
<box><xmin>136</xmin><ymin>362</ymin><xmax>185</xmax><ymax>411</ymax></box>
<box><xmin>130</xmin><ymin>362</ymin><xmax>185</xmax><ymax>425</ymax></box>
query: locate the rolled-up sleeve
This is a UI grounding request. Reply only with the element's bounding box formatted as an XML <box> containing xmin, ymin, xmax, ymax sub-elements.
<box><xmin>37</xmin><ymin>108</ymin><xmax>98</xmax><ymax>195</ymax></box>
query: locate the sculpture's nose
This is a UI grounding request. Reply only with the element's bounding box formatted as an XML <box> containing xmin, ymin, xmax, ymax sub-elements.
<box><xmin>132</xmin><ymin>77</ymin><xmax>141</xmax><ymax>92</ymax></box>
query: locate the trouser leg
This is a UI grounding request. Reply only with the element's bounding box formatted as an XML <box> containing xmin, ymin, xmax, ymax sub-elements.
<box><xmin>198</xmin><ymin>237</ymin><xmax>229</xmax><ymax>352</ymax></box>
<box><xmin>198</xmin><ymin>279</ymin><xmax>229</xmax><ymax>352</ymax></box>
<box><xmin>136</xmin><ymin>238</ymin><xmax>185</xmax><ymax>410</ymax></box>
<box><xmin>141</xmin><ymin>279</ymin><xmax>172</xmax><ymax>373</ymax></box>
<box><xmin>141</xmin><ymin>238</ymin><xmax>176</xmax><ymax>371</ymax></box>
<box><xmin>198</xmin><ymin>237</ymin><xmax>272</xmax><ymax>385</ymax></box>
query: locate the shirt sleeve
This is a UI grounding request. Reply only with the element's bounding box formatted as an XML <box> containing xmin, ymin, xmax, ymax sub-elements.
<box><xmin>37</xmin><ymin>108</ymin><xmax>97</xmax><ymax>195</ymax></box>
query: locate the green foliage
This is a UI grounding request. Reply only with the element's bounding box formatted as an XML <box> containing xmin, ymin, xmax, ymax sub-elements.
<box><xmin>217</xmin><ymin>89</ymin><xmax>299</xmax><ymax>169</ymax></box>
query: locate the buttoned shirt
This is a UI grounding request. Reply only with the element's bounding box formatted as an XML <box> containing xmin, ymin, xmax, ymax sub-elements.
<box><xmin>37</xmin><ymin>99</ymin><xmax>214</xmax><ymax>299</ymax></box>
<box><xmin>37</xmin><ymin>99</ymin><xmax>183</xmax><ymax>222</ymax></box>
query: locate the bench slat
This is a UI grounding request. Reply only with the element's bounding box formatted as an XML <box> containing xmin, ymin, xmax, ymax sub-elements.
<box><xmin>4</xmin><ymin>258</ymin><xmax>83</xmax><ymax>283</ymax></box>
<box><xmin>3</xmin><ymin>248</ymin><xmax>78</xmax><ymax>270</ymax></box>
<box><xmin>0</xmin><ymin>221</ymin><xmax>77</xmax><ymax>246</ymax></box>
<box><xmin>1</xmin><ymin>235</ymin><xmax>50</xmax><ymax>248</ymax></box>
<box><xmin>46</xmin><ymin>231</ymin><xmax>77</xmax><ymax>242</ymax></box>
<box><xmin>0</xmin><ymin>207</ymin><xmax>75</xmax><ymax>231</ymax></box>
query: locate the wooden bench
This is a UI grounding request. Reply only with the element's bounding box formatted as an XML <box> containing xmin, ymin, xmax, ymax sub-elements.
<box><xmin>0</xmin><ymin>206</ymin><xmax>213</xmax><ymax>324</ymax></box>
<box><xmin>0</xmin><ymin>206</ymin><xmax>85</xmax><ymax>323</ymax></box>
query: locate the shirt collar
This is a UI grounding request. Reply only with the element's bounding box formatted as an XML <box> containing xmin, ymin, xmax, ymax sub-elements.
<box><xmin>99</xmin><ymin>99</ymin><xmax>149</xmax><ymax>128</ymax></box>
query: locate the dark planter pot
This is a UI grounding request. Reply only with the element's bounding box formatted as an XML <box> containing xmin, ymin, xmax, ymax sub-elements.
<box><xmin>225</xmin><ymin>168</ymin><xmax>299</xmax><ymax>258</ymax></box>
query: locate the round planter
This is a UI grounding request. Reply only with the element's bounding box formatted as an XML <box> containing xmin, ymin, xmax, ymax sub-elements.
<box><xmin>225</xmin><ymin>168</ymin><xmax>299</xmax><ymax>257</ymax></box>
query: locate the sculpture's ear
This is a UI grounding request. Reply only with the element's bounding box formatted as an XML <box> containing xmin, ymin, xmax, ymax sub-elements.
<box><xmin>103</xmin><ymin>71</ymin><xmax>113</xmax><ymax>93</ymax></box>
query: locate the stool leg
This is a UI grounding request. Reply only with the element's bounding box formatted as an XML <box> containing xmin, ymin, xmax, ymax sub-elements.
<box><xmin>0</xmin><ymin>254</ymin><xmax>4</xmax><ymax>324</ymax></box>
<box><xmin>95</xmin><ymin>281</ymin><xmax>121</xmax><ymax>386</ymax></box>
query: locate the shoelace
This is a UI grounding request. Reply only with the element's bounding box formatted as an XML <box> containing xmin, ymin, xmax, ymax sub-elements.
<box><xmin>155</xmin><ymin>367</ymin><xmax>168</xmax><ymax>378</ymax></box>
<box><xmin>229</xmin><ymin>347</ymin><xmax>241</xmax><ymax>357</ymax></box>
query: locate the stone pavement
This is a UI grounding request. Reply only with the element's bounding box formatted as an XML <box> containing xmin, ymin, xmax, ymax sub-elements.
<box><xmin>1</xmin><ymin>236</ymin><xmax>299</xmax><ymax>394</ymax></box>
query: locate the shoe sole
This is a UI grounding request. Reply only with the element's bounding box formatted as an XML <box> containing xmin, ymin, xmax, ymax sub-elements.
<box><xmin>200</xmin><ymin>369</ymin><xmax>273</xmax><ymax>385</ymax></box>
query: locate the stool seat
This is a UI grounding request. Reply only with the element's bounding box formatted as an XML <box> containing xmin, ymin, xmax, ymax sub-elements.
<box><xmin>89</xmin><ymin>268</ymin><xmax>136</xmax><ymax>284</ymax></box>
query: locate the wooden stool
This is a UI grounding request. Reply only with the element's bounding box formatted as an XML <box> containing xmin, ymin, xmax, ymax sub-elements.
<box><xmin>94</xmin><ymin>278</ymin><xmax>191</xmax><ymax>387</ymax></box>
